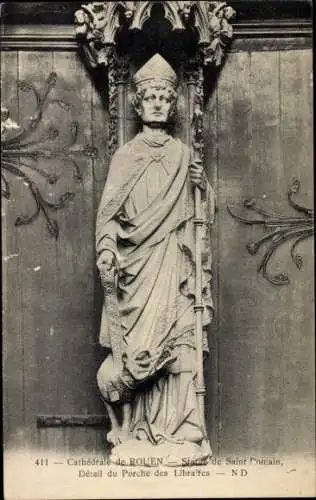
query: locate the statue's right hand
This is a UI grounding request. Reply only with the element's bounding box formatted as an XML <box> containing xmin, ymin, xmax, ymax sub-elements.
<box><xmin>97</xmin><ymin>250</ymin><xmax>116</xmax><ymax>272</ymax></box>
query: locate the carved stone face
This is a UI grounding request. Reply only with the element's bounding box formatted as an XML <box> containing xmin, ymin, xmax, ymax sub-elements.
<box><xmin>181</xmin><ymin>2</ymin><xmax>192</xmax><ymax>20</ymax></box>
<box><xmin>136</xmin><ymin>86</ymin><xmax>174</xmax><ymax>125</ymax></box>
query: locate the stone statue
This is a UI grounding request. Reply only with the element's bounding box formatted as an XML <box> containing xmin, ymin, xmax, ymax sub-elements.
<box><xmin>96</xmin><ymin>53</ymin><xmax>215</xmax><ymax>465</ymax></box>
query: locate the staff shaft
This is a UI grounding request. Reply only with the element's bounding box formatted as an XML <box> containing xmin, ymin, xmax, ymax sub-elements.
<box><xmin>194</xmin><ymin>184</ymin><xmax>207</xmax><ymax>437</ymax></box>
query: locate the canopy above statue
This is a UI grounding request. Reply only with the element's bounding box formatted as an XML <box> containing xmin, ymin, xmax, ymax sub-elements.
<box><xmin>74</xmin><ymin>1</ymin><xmax>235</xmax><ymax>69</ymax></box>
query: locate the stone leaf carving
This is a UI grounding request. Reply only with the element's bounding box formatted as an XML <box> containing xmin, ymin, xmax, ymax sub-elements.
<box><xmin>74</xmin><ymin>1</ymin><xmax>235</xmax><ymax>68</ymax></box>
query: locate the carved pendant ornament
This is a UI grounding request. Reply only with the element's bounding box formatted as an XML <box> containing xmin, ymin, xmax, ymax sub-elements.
<box><xmin>227</xmin><ymin>179</ymin><xmax>314</xmax><ymax>286</ymax></box>
<box><xmin>1</xmin><ymin>73</ymin><xmax>97</xmax><ymax>238</ymax></box>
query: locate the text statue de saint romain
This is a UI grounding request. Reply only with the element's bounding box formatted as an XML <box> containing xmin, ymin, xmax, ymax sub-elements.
<box><xmin>75</xmin><ymin>0</ymin><xmax>236</xmax><ymax>466</ymax></box>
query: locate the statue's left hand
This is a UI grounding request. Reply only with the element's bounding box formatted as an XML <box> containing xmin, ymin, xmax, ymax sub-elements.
<box><xmin>189</xmin><ymin>160</ymin><xmax>206</xmax><ymax>190</ymax></box>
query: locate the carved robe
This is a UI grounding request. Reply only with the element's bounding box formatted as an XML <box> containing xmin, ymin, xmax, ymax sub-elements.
<box><xmin>96</xmin><ymin>131</ymin><xmax>215</xmax><ymax>445</ymax></box>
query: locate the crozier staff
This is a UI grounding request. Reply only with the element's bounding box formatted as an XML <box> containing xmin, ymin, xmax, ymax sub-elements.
<box><xmin>96</xmin><ymin>53</ymin><xmax>215</xmax><ymax>463</ymax></box>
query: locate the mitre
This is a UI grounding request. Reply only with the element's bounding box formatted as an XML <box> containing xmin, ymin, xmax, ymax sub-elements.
<box><xmin>133</xmin><ymin>53</ymin><xmax>177</xmax><ymax>89</ymax></box>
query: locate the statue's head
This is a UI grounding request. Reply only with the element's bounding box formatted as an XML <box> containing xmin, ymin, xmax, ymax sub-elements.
<box><xmin>132</xmin><ymin>54</ymin><xmax>178</xmax><ymax>126</ymax></box>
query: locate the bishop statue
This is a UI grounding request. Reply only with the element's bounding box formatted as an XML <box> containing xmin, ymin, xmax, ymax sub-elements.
<box><xmin>96</xmin><ymin>54</ymin><xmax>215</xmax><ymax>464</ymax></box>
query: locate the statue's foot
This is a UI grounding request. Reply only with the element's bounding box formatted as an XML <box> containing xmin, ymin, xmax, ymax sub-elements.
<box><xmin>107</xmin><ymin>427</ymin><xmax>132</xmax><ymax>446</ymax></box>
<box><xmin>107</xmin><ymin>428</ymin><xmax>121</xmax><ymax>446</ymax></box>
<box><xmin>119</xmin><ymin>427</ymin><xmax>133</xmax><ymax>443</ymax></box>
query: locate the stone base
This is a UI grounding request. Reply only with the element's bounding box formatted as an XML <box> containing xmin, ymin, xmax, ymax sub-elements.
<box><xmin>110</xmin><ymin>439</ymin><xmax>211</xmax><ymax>467</ymax></box>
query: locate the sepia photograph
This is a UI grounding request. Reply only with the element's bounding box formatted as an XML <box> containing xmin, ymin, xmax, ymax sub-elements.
<box><xmin>1</xmin><ymin>1</ymin><xmax>314</xmax><ymax>498</ymax></box>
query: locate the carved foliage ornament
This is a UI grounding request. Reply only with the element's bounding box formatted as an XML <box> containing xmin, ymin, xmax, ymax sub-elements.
<box><xmin>74</xmin><ymin>1</ymin><xmax>235</xmax><ymax>68</ymax></box>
